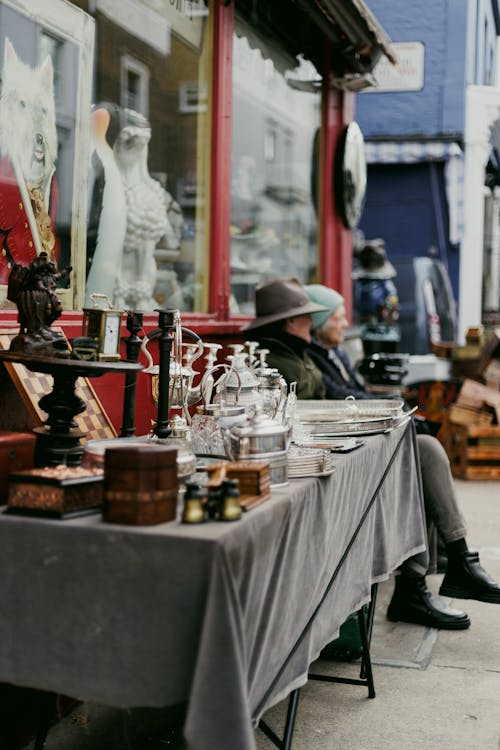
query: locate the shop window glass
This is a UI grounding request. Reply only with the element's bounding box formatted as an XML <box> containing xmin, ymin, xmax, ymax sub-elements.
<box><xmin>0</xmin><ymin>0</ymin><xmax>210</xmax><ymax>313</ymax></box>
<box><xmin>85</xmin><ymin>0</ymin><xmax>211</xmax><ymax>313</ymax></box>
<box><xmin>121</xmin><ymin>54</ymin><xmax>149</xmax><ymax>117</ymax></box>
<box><xmin>231</xmin><ymin>21</ymin><xmax>321</xmax><ymax>316</ymax></box>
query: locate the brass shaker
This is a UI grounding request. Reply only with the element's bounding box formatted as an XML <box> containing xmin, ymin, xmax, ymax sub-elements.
<box><xmin>182</xmin><ymin>482</ymin><xmax>206</xmax><ymax>524</ymax></box>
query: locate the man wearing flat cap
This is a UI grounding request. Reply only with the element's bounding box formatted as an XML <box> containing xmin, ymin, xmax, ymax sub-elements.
<box><xmin>245</xmin><ymin>277</ymin><xmax>328</xmax><ymax>399</ymax></box>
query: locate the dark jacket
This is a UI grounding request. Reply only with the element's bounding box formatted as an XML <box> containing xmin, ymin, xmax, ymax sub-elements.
<box><xmin>253</xmin><ymin>331</ymin><xmax>325</xmax><ymax>400</ymax></box>
<box><xmin>306</xmin><ymin>339</ymin><xmax>371</xmax><ymax>400</ymax></box>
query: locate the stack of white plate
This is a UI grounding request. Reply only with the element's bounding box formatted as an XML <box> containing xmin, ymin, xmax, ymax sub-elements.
<box><xmin>287</xmin><ymin>444</ymin><xmax>334</xmax><ymax>478</ymax></box>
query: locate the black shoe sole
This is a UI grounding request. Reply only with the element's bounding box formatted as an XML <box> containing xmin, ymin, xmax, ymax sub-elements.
<box><xmin>387</xmin><ymin>610</ymin><xmax>471</xmax><ymax>630</ymax></box>
<box><xmin>439</xmin><ymin>584</ymin><xmax>500</xmax><ymax>603</ymax></box>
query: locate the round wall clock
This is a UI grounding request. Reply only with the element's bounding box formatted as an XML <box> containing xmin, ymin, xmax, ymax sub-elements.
<box><xmin>335</xmin><ymin>122</ymin><xmax>367</xmax><ymax>229</ymax></box>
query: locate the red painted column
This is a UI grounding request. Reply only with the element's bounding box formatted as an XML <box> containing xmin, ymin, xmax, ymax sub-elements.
<box><xmin>319</xmin><ymin>51</ymin><xmax>355</xmax><ymax>317</ymax></box>
<box><xmin>209</xmin><ymin>0</ymin><xmax>234</xmax><ymax>320</ymax></box>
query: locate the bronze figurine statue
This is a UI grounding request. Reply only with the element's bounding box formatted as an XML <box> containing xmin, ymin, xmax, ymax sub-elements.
<box><xmin>7</xmin><ymin>252</ymin><xmax>72</xmax><ymax>357</ymax></box>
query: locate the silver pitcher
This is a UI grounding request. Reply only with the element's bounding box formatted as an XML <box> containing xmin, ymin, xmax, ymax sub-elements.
<box><xmin>252</xmin><ymin>348</ymin><xmax>287</xmax><ymax>419</ymax></box>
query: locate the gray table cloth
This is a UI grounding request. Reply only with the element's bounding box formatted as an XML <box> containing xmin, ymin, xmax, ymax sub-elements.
<box><xmin>0</xmin><ymin>422</ymin><xmax>428</xmax><ymax>750</ymax></box>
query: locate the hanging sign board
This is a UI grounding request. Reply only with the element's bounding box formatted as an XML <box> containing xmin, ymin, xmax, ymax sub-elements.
<box><xmin>363</xmin><ymin>42</ymin><xmax>425</xmax><ymax>93</ymax></box>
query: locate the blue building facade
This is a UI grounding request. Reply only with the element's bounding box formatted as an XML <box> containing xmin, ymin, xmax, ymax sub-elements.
<box><xmin>354</xmin><ymin>0</ymin><xmax>500</xmax><ymax>350</ymax></box>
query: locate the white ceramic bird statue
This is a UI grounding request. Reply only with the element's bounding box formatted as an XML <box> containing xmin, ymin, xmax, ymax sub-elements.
<box><xmin>113</xmin><ymin>109</ymin><xmax>182</xmax><ymax>310</ymax></box>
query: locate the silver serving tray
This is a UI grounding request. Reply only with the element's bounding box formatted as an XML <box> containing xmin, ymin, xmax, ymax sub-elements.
<box><xmin>303</xmin><ymin>415</ymin><xmax>394</xmax><ymax>435</ymax></box>
<box><xmin>293</xmin><ymin>408</ymin><xmax>414</xmax><ymax>439</ymax></box>
<box><xmin>295</xmin><ymin>398</ymin><xmax>405</xmax><ymax>421</ymax></box>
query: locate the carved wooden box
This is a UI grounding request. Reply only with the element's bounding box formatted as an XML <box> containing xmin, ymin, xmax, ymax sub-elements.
<box><xmin>103</xmin><ymin>445</ymin><xmax>178</xmax><ymax>525</ymax></box>
<box><xmin>7</xmin><ymin>465</ymin><xmax>104</xmax><ymax>516</ymax></box>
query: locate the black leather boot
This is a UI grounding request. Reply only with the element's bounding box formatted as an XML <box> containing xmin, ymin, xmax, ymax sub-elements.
<box><xmin>387</xmin><ymin>574</ymin><xmax>471</xmax><ymax>629</ymax></box>
<box><xmin>439</xmin><ymin>550</ymin><xmax>500</xmax><ymax>603</ymax></box>
<box><xmin>436</xmin><ymin>533</ymin><xmax>448</xmax><ymax>573</ymax></box>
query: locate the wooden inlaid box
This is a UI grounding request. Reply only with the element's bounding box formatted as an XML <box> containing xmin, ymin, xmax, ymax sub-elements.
<box><xmin>7</xmin><ymin>465</ymin><xmax>104</xmax><ymax>517</ymax></box>
<box><xmin>103</xmin><ymin>445</ymin><xmax>178</xmax><ymax>525</ymax></box>
<box><xmin>205</xmin><ymin>460</ymin><xmax>272</xmax><ymax>511</ymax></box>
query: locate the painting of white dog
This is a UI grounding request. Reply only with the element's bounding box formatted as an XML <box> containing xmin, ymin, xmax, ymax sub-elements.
<box><xmin>0</xmin><ymin>38</ymin><xmax>59</xmax><ymax>284</ymax></box>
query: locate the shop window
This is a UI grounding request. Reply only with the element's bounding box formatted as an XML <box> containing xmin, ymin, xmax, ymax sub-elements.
<box><xmin>83</xmin><ymin>1</ymin><xmax>211</xmax><ymax>314</ymax></box>
<box><xmin>179</xmin><ymin>81</ymin><xmax>208</xmax><ymax>113</ymax></box>
<box><xmin>264</xmin><ymin>127</ymin><xmax>276</xmax><ymax>163</ymax></box>
<box><xmin>121</xmin><ymin>54</ymin><xmax>149</xmax><ymax>117</ymax></box>
<box><xmin>230</xmin><ymin>22</ymin><xmax>321</xmax><ymax>316</ymax></box>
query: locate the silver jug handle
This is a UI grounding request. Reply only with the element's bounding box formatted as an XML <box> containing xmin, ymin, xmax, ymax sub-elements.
<box><xmin>139</xmin><ymin>333</ymin><xmax>157</xmax><ymax>373</ymax></box>
<box><xmin>199</xmin><ymin>363</ymin><xmax>242</xmax><ymax>406</ymax></box>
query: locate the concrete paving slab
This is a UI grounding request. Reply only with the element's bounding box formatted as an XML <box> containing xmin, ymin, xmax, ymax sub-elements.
<box><xmin>257</xmin><ymin>662</ymin><xmax>500</xmax><ymax>750</ymax></box>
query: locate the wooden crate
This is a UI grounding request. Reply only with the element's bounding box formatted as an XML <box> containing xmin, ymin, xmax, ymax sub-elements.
<box><xmin>440</xmin><ymin>422</ymin><xmax>500</xmax><ymax>479</ymax></box>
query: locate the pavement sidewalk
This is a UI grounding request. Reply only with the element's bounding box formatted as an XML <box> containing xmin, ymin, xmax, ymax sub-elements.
<box><xmin>257</xmin><ymin>478</ymin><xmax>500</xmax><ymax>750</ymax></box>
<box><xmin>31</xmin><ymin>479</ymin><xmax>500</xmax><ymax>750</ymax></box>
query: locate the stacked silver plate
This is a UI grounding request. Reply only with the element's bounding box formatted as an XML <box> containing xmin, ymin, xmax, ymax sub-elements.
<box><xmin>287</xmin><ymin>444</ymin><xmax>335</xmax><ymax>478</ymax></box>
<box><xmin>293</xmin><ymin>398</ymin><xmax>409</xmax><ymax>439</ymax></box>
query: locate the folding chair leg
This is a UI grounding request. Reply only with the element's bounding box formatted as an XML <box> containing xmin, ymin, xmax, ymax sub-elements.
<box><xmin>258</xmin><ymin>688</ymin><xmax>301</xmax><ymax>750</ymax></box>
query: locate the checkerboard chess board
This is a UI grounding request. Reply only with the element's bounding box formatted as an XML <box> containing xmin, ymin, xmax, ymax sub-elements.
<box><xmin>0</xmin><ymin>328</ymin><xmax>117</xmax><ymax>441</ymax></box>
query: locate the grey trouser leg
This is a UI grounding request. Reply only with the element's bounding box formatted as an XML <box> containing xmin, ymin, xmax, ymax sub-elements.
<box><xmin>401</xmin><ymin>434</ymin><xmax>467</xmax><ymax>577</ymax></box>
<box><xmin>416</xmin><ymin>434</ymin><xmax>467</xmax><ymax>544</ymax></box>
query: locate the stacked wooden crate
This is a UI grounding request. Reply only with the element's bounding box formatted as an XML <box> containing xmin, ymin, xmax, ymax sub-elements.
<box><xmin>441</xmin><ymin>422</ymin><xmax>500</xmax><ymax>479</ymax></box>
<box><xmin>441</xmin><ymin>377</ymin><xmax>500</xmax><ymax>479</ymax></box>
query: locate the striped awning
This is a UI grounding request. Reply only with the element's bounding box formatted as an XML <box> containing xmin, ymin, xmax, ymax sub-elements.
<box><xmin>364</xmin><ymin>140</ymin><xmax>464</xmax><ymax>245</ymax></box>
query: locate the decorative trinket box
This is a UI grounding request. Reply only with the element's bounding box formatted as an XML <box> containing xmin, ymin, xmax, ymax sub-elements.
<box><xmin>103</xmin><ymin>445</ymin><xmax>178</xmax><ymax>525</ymax></box>
<box><xmin>205</xmin><ymin>460</ymin><xmax>271</xmax><ymax>511</ymax></box>
<box><xmin>7</xmin><ymin>465</ymin><xmax>104</xmax><ymax>517</ymax></box>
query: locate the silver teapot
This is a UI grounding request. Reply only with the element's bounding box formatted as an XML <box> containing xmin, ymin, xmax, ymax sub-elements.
<box><xmin>222</xmin><ymin>407</ymin><xmax>290</xmax><ymax>487</ymax></box>
<box><xmin>213</xmin><ymin>344</ymin><xmax>262</xmax><ymax>413</ymax></box>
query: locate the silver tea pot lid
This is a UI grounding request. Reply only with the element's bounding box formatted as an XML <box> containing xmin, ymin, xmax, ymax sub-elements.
<box><xmin>254</xmin><ymin>366</ymin><xmax>285</xmax><ymax>385</ymax></box>
<box><xmin>199</xmin><ymin>403</ymin><xmax>246</xmax><ymax>418</ymax></box>
<box><xmin>228</xmin><ymin>406</ymin><xmax>288</xmax><ymax>439</ymax></box>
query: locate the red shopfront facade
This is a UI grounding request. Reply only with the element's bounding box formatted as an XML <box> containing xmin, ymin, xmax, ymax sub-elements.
<box><xmin>0</xmin><ymin>0</ymin><xmax>394</xmax><ymax>436</ymax></box>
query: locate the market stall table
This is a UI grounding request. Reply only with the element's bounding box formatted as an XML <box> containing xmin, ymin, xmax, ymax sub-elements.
<box><xmin>0</xmin><ymin>422</ymin><xmax>428</xmax><ymax>750</ymax></box>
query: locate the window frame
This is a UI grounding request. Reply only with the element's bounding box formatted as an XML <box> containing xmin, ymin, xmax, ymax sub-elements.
<box><xmin>120</xmin><ymin>53</ymin><xmax>150</xmax><ymax>118</ymax></box>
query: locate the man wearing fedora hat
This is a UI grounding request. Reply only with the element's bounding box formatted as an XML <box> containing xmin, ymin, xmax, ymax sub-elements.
<box><xmin>245</xmin><ymin>277</ymin><xmax>329</xmax><ymax>399</ymax></box>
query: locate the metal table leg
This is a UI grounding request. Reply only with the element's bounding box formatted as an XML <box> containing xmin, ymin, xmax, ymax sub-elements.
<box><xmin>258</xmin><ymin>688</ymin><xmax>301</xmax><ymax>750</ymax></box>
<box><xmin>308</xmin><ymin>583</ymin><xmax>379</xmax><ymax>699</ymax></box>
